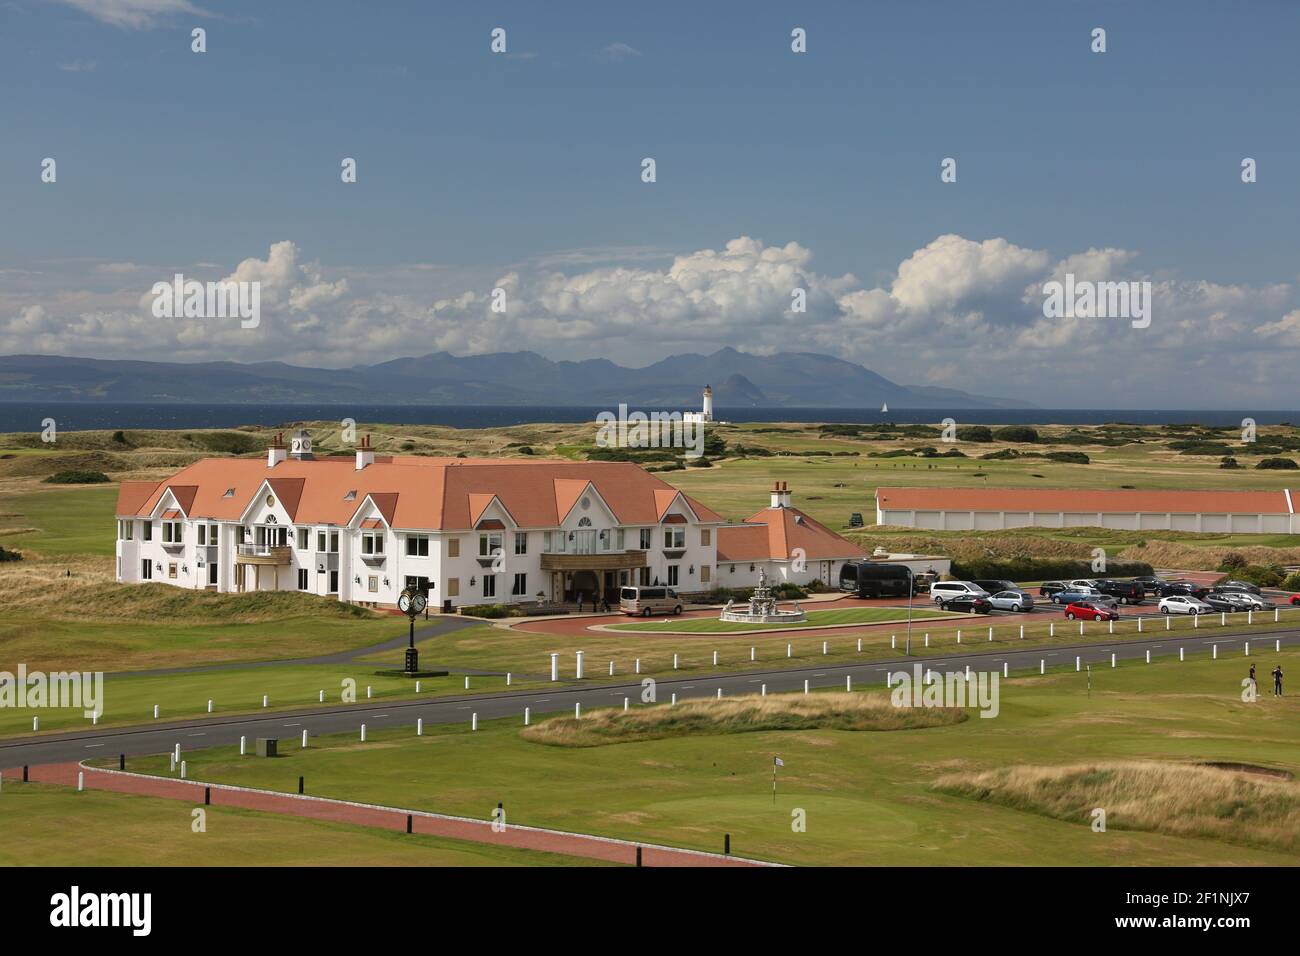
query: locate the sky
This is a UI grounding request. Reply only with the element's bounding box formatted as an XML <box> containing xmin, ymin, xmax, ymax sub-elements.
<box><xmin>2</xmin><ymin>0</ymin><xmax>1299</xmax><ymax>407</ymax></box>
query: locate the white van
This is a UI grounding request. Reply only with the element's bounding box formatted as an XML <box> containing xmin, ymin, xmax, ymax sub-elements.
<box><xmin>619</xmin><ymin>586</ymin><xmax>683</xmax><ymax>617</ymax></box>
<box><xmin>930</xmin><ymin>581</ymin><xmax>990</xmax><ymax>606</ymax></box>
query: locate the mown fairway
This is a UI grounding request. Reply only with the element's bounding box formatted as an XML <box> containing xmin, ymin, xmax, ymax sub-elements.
<box><xmin>0</xmin><ymin>782</ymin><xmax>602</xmax><ymax>867</ymax></box>
<box><xmin>115</xmin><ymin>647</ymin><xmax>1300</xmax><ymax>866</ymax></box>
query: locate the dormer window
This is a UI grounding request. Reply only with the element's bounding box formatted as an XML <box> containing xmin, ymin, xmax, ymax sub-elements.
<box><xmin>344</xmin><ymin>490</ymin><xmax>357</xmax><ymax>501</ymax></box>
<box><xmin>222</xmin><ymin>488</ymin><xmax>235</xmax><ymax>498</ymax></box>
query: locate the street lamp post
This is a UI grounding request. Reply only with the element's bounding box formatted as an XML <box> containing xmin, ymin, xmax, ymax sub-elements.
<box><xmin>904</xmin><ymin>567</ymin><xmax>915</xmax><ymax>656</ymax></box>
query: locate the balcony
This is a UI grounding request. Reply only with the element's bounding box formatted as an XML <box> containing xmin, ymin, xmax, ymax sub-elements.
<box><xmin>235</xmin><ymin>544</ymin><xmax>292</xmax><ymax>565</ymax></box>
<box><xmin>540</xmin><ymin>550</ymin><xmax>647</xmax><ymax>572</ymax></box>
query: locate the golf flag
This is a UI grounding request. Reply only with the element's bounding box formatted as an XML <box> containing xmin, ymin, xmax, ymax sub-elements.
<box><xmin>774</xmin><ymin>757</ymin><xmax>784</xmax><ymax>767</ymax></box>
<box><xmin>772</xmin><ymin>756</ymin><xmax>783</xmax><ymax>802</ymax></box>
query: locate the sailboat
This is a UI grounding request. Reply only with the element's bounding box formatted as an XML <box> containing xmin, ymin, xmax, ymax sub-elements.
<box><xmin>880</xmin><ymin>402</ymin><xmax>889</xmax><ymax>414</ymax></box>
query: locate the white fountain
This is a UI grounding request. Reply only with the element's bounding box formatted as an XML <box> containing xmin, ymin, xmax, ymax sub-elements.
<box><xmin>719</xmin><ymin>567</ymin><xmax>807</xmax><ymax>625</ymax></box>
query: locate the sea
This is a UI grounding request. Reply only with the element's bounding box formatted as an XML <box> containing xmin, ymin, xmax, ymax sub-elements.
<box><xmin>1</xmin><ymin>402</ymin><xmax>1296</xmax><ymax>432</ymax></box>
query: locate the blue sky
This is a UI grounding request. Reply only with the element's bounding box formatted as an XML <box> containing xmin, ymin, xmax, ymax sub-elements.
<box><xmin>3</xmin><ymin>0</ymin><xmax>1300</xmax><ymax>407</ymax></box>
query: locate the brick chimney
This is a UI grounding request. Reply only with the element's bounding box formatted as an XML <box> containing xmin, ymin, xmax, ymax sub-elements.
<box><xmin>355</xmin><ymin>434</ymin><xmax>375</xmax><ymax>470</ymax></box>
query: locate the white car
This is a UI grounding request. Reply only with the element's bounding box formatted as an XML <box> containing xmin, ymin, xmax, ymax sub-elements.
<box><xmin>1158</xmin><ymin>595</ymin><xmax>1211</xmax><ymax>615</ymax></box>
<box><xmin>1067</xmin><ymin>579</ymin><xmax>1099</xmax><ymax>589</ymax></box>
<box><xmin>930</xmin><ymin>581</ymin><xmax>989</xmax><ymax>607</ymax></box>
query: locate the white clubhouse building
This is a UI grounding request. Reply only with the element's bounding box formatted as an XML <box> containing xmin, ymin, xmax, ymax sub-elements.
<box><xmin>115</xmin><ymin>430</ymin><xmax>865</xmax><ymax>609</ymax></box>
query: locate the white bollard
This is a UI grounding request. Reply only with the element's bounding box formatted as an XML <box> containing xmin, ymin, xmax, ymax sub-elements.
<box><xmin>1245</xmin><ymin>642</ymin><xmax>1250</xmax><ymax>656</ymax></box>
<box><xmin>550</xmin><ymin>653</ymin><xmax>559</xmax><ymax>682</ymax></box>
<box><xmin>1146</xmin><ymin>650</ymin><xmax>1150</xmax><ymax>664</ymax></box>
<box><xmin>803</xmin><ymin>680</ymin><xmax>809</xmax><ymax>695</ymax></box>
<box><xmin>1079</xmin><ymin>621</ymin><xmax>1084</xmax><ymax>636</ymax></box>
<box><xmin>153</xmin><ymin>705</ymin><xmax>159</xmax><ymax>719</ymax></box>
<box><xmin>1137</xmin><ymin>617</ymin><xmax>1143</xmax><ymax>632</ymax></box>
<box><xmin>787</xmin><ymin>643</ymin><xmax>792</xmax><ymax>658</ymax></box>
<box><xmin>576</xmin><ymin>651</ymin><xmax>584</xmax><ymax>679</ymax></box>
<box><xmin>624</xmin><ymin>697</ymin><xmax>629</xmax><ymax>711</ymax></box>
<box><xmin>1111</xmin><ymin>653</ymin><xmax>1116</xmax><ymax>668</ymax></box>
<box><xmin>988</xmin><ymin>626</ymin><xmax>993</xmax><ymax>642</ymax></box>
<box><xmin>822</xmin><ymin>641</ymin><xmax>828</xmax><ymax>656</ymax></box>
<box><xmin>524</xmin><ymin>707</ymin><xmax>530</xmax><ymax>725</ymax></box>
<box><xmin>174</xmin><ymin>743</ymin><xmax>181</xmax><ymax>762</ymax></box>
<box><xmin>1109</xmin><ymin>619</ymin><xmax>1114</xmax><ymax>634</ymax></box>
<box><xmin>716</xmin><ymin>688</ymin><xmax>722</xmax><ymax>700</ymax></box>
<box><xmin>472</xmin><ymin>712</ymin><xmax>479</xmax><ymax>730</ymax></box>
<box><xmin>1019</xmin><ymin>624</ymin><xmax>1024</xmax><ymax>640</ymax></box>
<box><xmin>1180</xmin><ymin>647</ymin><xmax>1184</xmax><ymax>661</ymax></box>
<box><xmin>262</xmin><ymin>695</ymin><xmax>268</xmax><ymax>708</ymax></box>
<box><xmin>1248</xmin><ymin>611</ymin><xmax>1253</xmax><ymax>625</ymax></box>
<box><xmin>506</xmin><ymin>673</ymin><xmax>512</xmax><ymax>686</ymax></box>
<box><xmin>925</xmin><ymin>634</ymin><xmax>930</xmax><ymax>647</ymax></box>
<box><xmin>417</xmin><ymin>718</ymin><xmax>423</xmax><ymax>736</ymax></box>
<box><xmin>207</xmin><ymin>699</ymin><xmax>213</xmax><ymax>713</ymax></box>
<box><xmin>1003</xmin><ymin>661</ymin><xmax>1008</xmax><ymax>678</ymax></box>
<box><xmin>1165</xmin><ymin>616</ymin><xmax>1170</xmax><ymax>631</ymax></box>
<box><xmin>1213</xmin><ymin>644</ymin><xmax>1218</xmax><ymax>660</ymax></box>
<box><xmin>1277</xmin><ymin>639</ymin><xmax>1281</xmax><ymax>652</ymax></box>
<box><xmin>301</xmin><ymin>729</ymin><xmax>308</xmax><ymax>748</ymax></box>
<box><xmin>672</xmin><ymin>653</ymin><xmax>678</xmax><ymax>670</ymax></box>
<box><xmin>761</xmin><ymin>683</ymin><xmax>767</xmax><ymax>696</ymax></box>
<box><xmin>857</xmin><ymin>638</ymin><xmax>863</xmax><ymax>652</ymax></box>
<box><xmin>1076</xmin><ymin>656</ymin><xmax>1080</xmax><ymax>671</ymax></box>
<box><xmin>965</xmin><ymin>664</ymin><xmax>971</xmax><ymax>679</ymax></box>
<box><xmin>180</xmin><ymin>761</ymin><xmax>186</xmax><ymax>779</ymax></box>
<box><xmin>635</xmin><ymin>659</ymin><xmax>641</xmax><ymax>674</ymax></box>
<box><xmin>78</xmin><ymin>771</ymin><xmax>84</xmax><ymax>792</ymax></box>
<box><xmin>671</xmin><ymin>693</ymin><xmax>676</xmax><ymax>706</ymax></box>
<box><xmin>1274</xmin><ymin>608</ymin><xmax>1279</xmax><ymax>623</ymax></box>
<box><xmin>33</xmin><ymin>716</ymin><xmax>39</xmax><ymax>732</ymax></box>
<box><xmin>1194</xmin><ymin>614</ymin><xmax>1199</xmax><ymax>629</ymax></box>
<box><xmin>956</xmin><ymin>630</ymin><xmax>961</xmax><ymax>644</ymax></box>
<box><xmin>574</xmin><ymin>702</ymin><xmax>581</xmax><ymax>719</ymax></box>
<box><xmin>1050</xmin><ymin>623</ymin><xmax>1055</xmax><ymax>637</ymax></box>
<box><xmin>415</xmin><ymin>681</ymin><xmax>421</xmax><ymax>693</ymax></box>
<box><xmin>609</xmin><ymin>661</ymin><xmax>614</xmax><ymax>676</ymax></box>
<box><xmin>1040</xmin><ymin>659</ymin><xmax>1045</xmax><ymax>675</ymax></box>
<box><xmin>92</xmin><ymin>712</ymin><xmax>98</xmax><ymax>725</ymax></box>
<box><xmin>1221</xmin><ymin>613</ymin><xmax>1226</xmax><ymax>627</ymax></box>
<box><xmin>319</xmin><ymin>690</ymin><xmax>325</xmax><ymax>703</ymax></box>
<box><xmin>464</xmin><ymin>677</ymin><xmax>470</xmax><ymax>690</ymax></box>
<box><xmin>751</xmin><ymin>646</ymin><xmax>757</xmax><ymax>661</ymax></box>
<box><xmin>367</xmin><ymin>685</ymin><xmax>372</xmax><ymax>698</ymax></box>
<box><xmin>360</xmin><ymin>723</ymin><xmax>367</xmax><ymax>741</ymax></box>
<box><xmin>846</xmin><ymin>675</ymin><xmax>852</xmax><ymax>692</ymax></box>
<box><xmin>170</xmin><ymin>754</ymin><xmax>176</xmax><ymax>771</ymax></box>
<box><xmin>713</xmin><ymin>651</ymin><xmax>718</xmax><ymax>667</ymax></box>
<box><xmin>239</xmin><ymin>735</ymin><xmax>246</xmax><ymax>755</ymax></box>
<box><xmin>887</xmin><ymin>671</ymin><xmax>892</xmax><ymax>687</ymax></box>
<box><xmin>891</xmin><ymin>634</ymin><xmax>896</xmax><ymax>649</ymax></box>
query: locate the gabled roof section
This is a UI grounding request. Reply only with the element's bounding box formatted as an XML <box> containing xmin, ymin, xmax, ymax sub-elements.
<box><xmin>116</xmin><ymin>480</ymin><xmax>161</xmax><ymax>518</ymax></box>
<box><xmin>167</xmin><ymin>485</ymin><xmax>198</xmax><ymax>515</ymax></box>
<box><xmin>266</xmin><ymin>477</ymin><xmax>306</xmax><ymax>520</ymax></box>
<box><xmin>359</xmin><ymin>492</ymin><xmax>399</xmax><ymax>528</ymax></box>
<box><xmin>553</xmin><ymin>479</ymin><xmax>591</xmax><ymax>524</ymax></box>
<box><xmin>720</xmin><ymin>506</ymin><xmax>868</xmax><ymax>562</ymax></box>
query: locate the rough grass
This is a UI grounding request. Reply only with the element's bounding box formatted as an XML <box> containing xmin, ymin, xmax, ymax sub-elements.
<box><xmin>521</xmin><ymin>692</ymin><xmax>967</xmax><ymax>747</ymax></box>
<box><xmin>934</xmin><ymin>761</ymin><xmax>1300</xmax><ymax>852</ymax></box>
<box><xmin>1118</xmin><ymin>540</ymin><xmax>1300</xmax><ymax>569</ymax></box>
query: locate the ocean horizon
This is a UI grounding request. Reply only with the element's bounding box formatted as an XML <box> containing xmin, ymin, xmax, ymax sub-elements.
<box><xmin>0</xmin><ymin>402</ymin><xmax>1295</xmax><ymax>433</ymax></box>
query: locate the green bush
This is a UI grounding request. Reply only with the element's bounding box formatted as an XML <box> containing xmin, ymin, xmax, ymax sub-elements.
<box><xmin>1219</xmin><ymin>456</ymin><xmax>1240</xmax><ymax>469</ymax></box>
<box><xmin>1231</xmin><ymin>564</ymin><xmax>1285</xmax><ymax>588</ymax></box>
<box><xmin>1044</xmin><ymin>451</ymin><xmax>1090</xmax><ymax>464</ymax></box>
<box><xmin>955</xmin><ymin>426</ymin><xmax>994</xmax><ymax>442</ymax></box>
<box><xmin>1218</xmin><ymin>552</ymin><xmax>1248</xmax><ymax>572</ymax></box>
<box><xmin>43</xmin><ymin>470</ymin><xmax>110</xmax><ymax>484</ymax></box>
<box><xmin>1255</xmin><ymin>457</ymin><xmax>1298</xmax><ymax>470</ymax></box>
<box><xmin>459</xmin><ymin>603</ymin><xmax>518</xmax><ymax>619</ymax></box>
<box><xmin>686</xmin><ymin>457</ymin><xmax>713</xmax><ymax>467</ymax></box>
<box><xmin>1280</xmin><ymin>573</ymin><xmax>1300</xmax><ymax>593</ymax></box>
<box><xmin>992</xmin><ymin>426</ymin><xmax>1039</xmax><ymax>443</ymax></box>
<box><xmin>0</xmin><ymin>546</ymin><xmax>23</xmax><ymax>563</ymax></box>
<box><xmin>191</xmin><ymin>431</ymin><xmax>262</xmax><ymax>455</ymax></box>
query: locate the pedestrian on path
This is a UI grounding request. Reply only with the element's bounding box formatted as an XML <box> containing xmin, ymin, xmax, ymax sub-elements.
<box><xmin>1272</xmin><ymin>665</ymin><xmax>1284</xmax><ymax>696</ymax></box>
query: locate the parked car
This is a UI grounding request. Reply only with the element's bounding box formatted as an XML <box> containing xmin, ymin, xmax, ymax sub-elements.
<box><xmin>1223</xmin><ymin>591</ymin><xmax>1271</xmax><ymax>610</ymax></box>
<box><xmin>1067</xmin><ymin>579</ymin><xmax>1099</xmax><ymax>590</ymax></box>
<box><xmin>1157</xmin><ymin>581</ymin><xmax>1209</xmax><ymax>600</ymax></box>
<box><xmin>1214</xmin><ymin>581</ymin><xmax>1263</xmax><ymax>596</ymax></box>
<box><xmin>1064</xmin><ymin>600</ymin><xmax>1119</xmax><ymax>622</ymax></box>
<box><xmin>1158</xmin><ymin>595</ymin><xmax>1212</xmax><ymax>615</ymax></box>
<box><xmin>1050</xmin><ymin>586</ymin><xmax>1102</xmax><ymax>605</ymax></box>
<box><xmin>1204</xmin><ymin>592</ymin><xmax>1255</xmax><ymax>613</ymax></box>
<box><xmin>618</xmin><ymin>586</ymin><xmax>682</xmax><ymax>616</ymax></box>
<box><xmin>940</xmin><ymin>594</ymin><xmax>993</xmax><ymax>614</ymax></box>
<box><xmin>987</xmin><ymin>589</ymin><xmax>1035</xmax><ymax>612</ymax></box>
<box><xmin>1290</xmin><ymin>594</ymin><xmax>1300</xmax><ymax>606</ymax></box>
<box><xmin>1132</xmin><ymin>575</ymin><xmax>1166</xmax><ymax>594</ymax></box>
<box><xmin>1039</xmin><ymin>581</ymin><xmax>1070</xmax><ymax>598</ymax></box>
<box><xmin>931</xmin><ymin>582</ymin><xmax>990</xmax><ymax>607</ymax></box>
<box><xmin>971</xmin><ymin>579</ymin><xmax>1018</xmax><ymax>596</ymax></box>
<box><xmin>1094</xmin><ymin>579</ymin><xmax>1145</xmax><ymax>604</ymax></box>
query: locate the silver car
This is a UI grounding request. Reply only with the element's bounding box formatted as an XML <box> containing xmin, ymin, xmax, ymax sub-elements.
<box><xmin>987</xmin><ymin>589</ymin><xmax>1035</xmax><ymax>612</ymax></box>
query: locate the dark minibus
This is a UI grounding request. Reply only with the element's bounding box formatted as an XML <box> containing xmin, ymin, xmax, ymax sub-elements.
<box><xmin>839</xmin><ymin>561</ymin><xmax>914</xmax><ymax>599</ymax></box>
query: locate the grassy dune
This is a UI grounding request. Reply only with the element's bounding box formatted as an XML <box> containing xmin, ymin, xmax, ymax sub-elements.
<box><xmin>521</xmin><ymin>692</ymin><xmax>967</xmax><ymax>747</ymax></box>
<box><xmin>934</xmin><ymin>761</ymin><xmax>1300</xmax><ymax>852</ymax></box>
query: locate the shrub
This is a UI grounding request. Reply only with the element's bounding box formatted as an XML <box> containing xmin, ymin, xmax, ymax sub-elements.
<box><xmin>955</xmin><ymin>426</ymin><xmax>994</xmax><ymax>442</ymax></box>
<box><xmin>111</xmin><ymin>430</ymin><xmax>130</xmax><ymax>445</ymax></box>
<box><xmin>992</xmin><ymin>425</ymin><xmax>1039</xmax><ymax>443</ymax></box>
<box><xmin>981</xmin><ymin>449</ymin><xmax>1019</xmax><ymax>460</ymax></box>
<box><xmin>1218</xmin><ymin>552</ymin><xmax>1248</xmax><ymax>572</ymax></box>
<box><xmin>0</xmin><ymin>546</ymin><xmax>23</xmax><ymax>563</ymax></box>
<box><xmin>516</xmin><ymin>446</ymin><xmax>534</xmax><ymax>455</ymax></box>
<box><xmin>1044</xmin><ymin>451</ymin><xmax>1090</xmax><ymax>464</ymax></box>
<box><xmin>43</xmin><ymin>470</ymin><xmax>110</xmax><ymax>484</ymax></box>
<box><xmin>1219</xmin><ymin>456</ymin><xmax>1240</xmax><ymax>469</ymax></box>
<box><xmin>1281</xmin><ymin>573</ymin><xmax>1300</xmax><ymax>592</ymax></box>
<box><xmin>459</xmin><ymin>603</ymin><xmax>517</xmax><ymax>619</ymax></box>
<box><xmin>191</xmin><ymin>431</ymin><xmax>261</xmax><ymax>455</ymax></box>
<box><xmin>1232</xmin><ymin>564</ymin><xmax>1285</xmax><ymax>588</ymax></box>
<box><xmin>1256</xmin><ymin>457</ymin><xmax>1299</xmax><ymax>470</ymax></box>
<box><xmin>686</xmin><ymin>457</ymin><xmax>712</xmax><ymax>467</ymax></box>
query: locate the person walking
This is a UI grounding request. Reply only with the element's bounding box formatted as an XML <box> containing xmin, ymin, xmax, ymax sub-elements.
<box><xmin>576</xmin><ymin>591</ymin><xmax>584</xmax><ymax>612</ymax></box>
<box><xmin>1272</xmin><ymin>665</ymin><xmax>1284</xmax><ymax>697</ymax></box>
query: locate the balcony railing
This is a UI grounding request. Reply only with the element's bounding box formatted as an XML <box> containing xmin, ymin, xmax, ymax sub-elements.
<box><xmin>235</xmin><ymin>544</ymin><xmax>292</xmax><ymax>564</ymax></box>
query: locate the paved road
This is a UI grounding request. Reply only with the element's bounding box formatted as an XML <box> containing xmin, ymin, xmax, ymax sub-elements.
<box><xmin>3</xmin><ymin>627</ymin><xmax>1295</xmax><ymax>769</ymax></box>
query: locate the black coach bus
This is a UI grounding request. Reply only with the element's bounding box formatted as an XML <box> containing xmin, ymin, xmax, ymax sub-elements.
<box><xmin>839</xmin><ymin>561</ymin><xmax>914</xmax><ymax>599</ymax></box>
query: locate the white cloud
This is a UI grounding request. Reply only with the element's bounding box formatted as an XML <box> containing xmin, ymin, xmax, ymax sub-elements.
<box><xmin>50</xmin><ymin>0</ymin><xmax>208</xmax><ymax>30</ymax></box>
<box><xmin>600</xmin><ymin>42</ymin><xmax>642</xmax><ymax>61</ymax></box>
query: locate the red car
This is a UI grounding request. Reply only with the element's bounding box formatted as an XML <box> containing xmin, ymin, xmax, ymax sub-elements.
<box><xmin>1290</xmin><ymin>594</ymin><xmax>1300</xmax><ymax>606</ymax></box>
<box><xmin>1065</xmin><ymin>600</ymin><xmax>1119</xmax><ymax>622</ymax></box>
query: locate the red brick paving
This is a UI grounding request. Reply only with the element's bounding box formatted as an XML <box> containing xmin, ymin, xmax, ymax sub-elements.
<box><xmin>16</xmin><ymin>762</ymin><xmax>770</xmax><ymax>868</ymax></box>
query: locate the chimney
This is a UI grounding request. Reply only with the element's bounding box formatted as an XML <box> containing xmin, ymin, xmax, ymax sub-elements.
<box><xmin>267</xmin><ymin>431</ymin><xmax>287</xmax><ymax>468</ymax></box>
<box><xmin>355</xmin><ymin>433</ymin><xmax>375</xmax><ymax>471</ymax></box>
<box><xmin>770</xmin><ymin>480</ymin><xmax>792</xmax><ymax>509</ymax></box>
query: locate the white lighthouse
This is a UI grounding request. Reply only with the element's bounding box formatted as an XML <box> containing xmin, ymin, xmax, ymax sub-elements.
<box><xmin>685</xmin><ymin>384</ymin><xmax>714</xmax><ymax>425</ymax></box>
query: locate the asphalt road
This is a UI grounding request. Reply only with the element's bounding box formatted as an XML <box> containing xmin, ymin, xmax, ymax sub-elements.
<box><xmin>2</xmin><ymin>627</ymin><xmax>1294</xmax><ymax>769</ymax></box>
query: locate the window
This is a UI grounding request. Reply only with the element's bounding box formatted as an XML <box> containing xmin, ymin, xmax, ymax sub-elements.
<box><xmin>196</xmin><ymin>524</ymin><xmax>206</xmax><ymax>545</ymax></box>
<box><xmin>447</xmin><ymin>577</ymin><xmax>460</xmax><ymax>597</ymax></box>
<box><xmin>667</xmin><ymin>565</ymin><xmax>679</xmax><ymax>586</ymax></box>
<box><xmin>615</xmin><ymin>528</ymin><xmax>625</xmax><ymax>550</ymax></box>
<box><xmin>483</xmin><ymin>574</ymin><xmax>497</xmax><ymax>598</ymax></box>
<box><xmin>512</xmin><ymin>572</ymin><xmax>527</xmax><ymax>596</ymax></box>
<box><xmin>222</xmin><ymin>487</ymin><xmax>235</xmax><ymax>498</ymax></box>
<box><xmin>514</xmin><ymin>532</ymin><xmax>527</xmax><ymax>555</ymax></box>
<box><xmin>142</xmin><ymin>521</ymin><xmax>153</xmax><ymax>542</ymax></box>
<box><xmin>317</xmin><ymin>530</ymin><xmax>326</xmax><ymax>552</ymax></box>
<box><xmin>406</xmin><ymin>534</ymin><xmax>430</xmax><ymax>557</ymax></box>
<box><xmin>209</xmin><ymin>562</ymin><xmax>218</xmax><ymax>585</ymax></box>
<box><xmin>479</xmin><ymin>532</ymin><xmax>503</xmax><ymax>557</ymax></box>
<box><xmin>329</xmin><ymin>531</ymin><xmax>339</xmax><ymax>553</ymax></box>
<box><xmin>545</xmin><ymin>530</ymin><xmax>566</xmax><ymax>553</ymax></box>
<box><xmin>297</xmin><ymin>528</ymin><xmax>309</xmax><ymax>550</ymax></box>
<box><xmin>343</xmin><ymin>490</ymin><xmax>356</xmax><ymax>501</ymax></box>
<box><xmin>168</xmin><ymin>563</ymin><xmax>178</xmax><ymax>579</ymax></box>
<box><xmin>141</xmin><ymin>559</ymin><xmax>152</xmax><ymax>580</ymax></box>
<box><xmin>448</xmin><ymin>538</ymin><xmax>460</xmax><ymax>558</ymax></box>
<box><xmin>701</xmin><ymin>528</ymin><xmax>711</xmax><ymax>547</ymax></box>
<box><xmin>118</xmin><ymin>520</ymin><xmax>133</xmax><ymax>541</ymax></box>
<box><xmin>663</xmin><ymin>527</ymin><xmax>685</xmax><ymax>549</ymax></box>
<box><xmin>297</xmin><ymin>568</ymin><xmax>309</xmax><ymax>590</ymax></box>
<box><xmin>209</xmin><ymin>524</ymin><xmax>218</xmax><ymax>545</ymax></box>
<box><xmin>361</xmin><ymin>533</ymin><xmax>384</xmax><ymax>556</ymax></box>
<box><xmin>639</xmin><ymin>528</ymin><xmax>652</xmax><ymax>550</ymax></box>
<box><xmin>328</xmin><ymin>570</ymin><xmax>339</xmax><ymax>593</ymax></box>
<box><xmin>368</xmin><ymin>575</ymin><xmax>378</xmax><ymax>593</ymax></box>
<box><xmin>162</xmin><ymin>521</ymin><xmax>182</xmax><ymax>544</ymax></box>
<box><xmin>700</xmin><ymin>565</ymin><xmax>711</xmax><ymax>583</ymax></box>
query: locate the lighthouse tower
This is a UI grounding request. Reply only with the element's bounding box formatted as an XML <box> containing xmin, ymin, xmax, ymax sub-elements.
<box><xmin>701</xmin><ymin>384</ymin><xmax>714</xmax><ymax>422</ymax></box>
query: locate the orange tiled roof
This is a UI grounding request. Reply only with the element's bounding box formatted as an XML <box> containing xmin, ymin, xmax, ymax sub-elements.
<box><xmin>115</xmin><ymin>456</ymin><xmax>725</xmax><ymax>530</ymax></box>
<box><xmin>717</xmin><ymin>507</ymin><xmax>868</xmax><ymax>562</ymax></box>
<box><xmin>875</xmin><ymin>487</ymin><xmax>1294</xmax><ymax>514</ymax></box>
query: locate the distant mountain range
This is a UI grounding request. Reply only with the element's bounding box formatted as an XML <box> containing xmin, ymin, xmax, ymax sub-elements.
<box><xmin>0</xmin><ymin>349</ymin><xmax>1034</xmax><ymax>409</ymax></box>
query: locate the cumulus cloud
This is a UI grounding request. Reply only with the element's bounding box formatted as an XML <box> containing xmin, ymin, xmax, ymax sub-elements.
<box><xmin>4</xmin><ymin>232</ymin><xmax>1300</xmax><ymax>406</ymax></box>
<box><xmin>50</xmin><ymin>0</ymin><xmax>210</xmax><ymax>29</ymax></box>
<box><xmin>599</xmin><ymin>42</ymin><xmax>642</xmax><ymax>61</ymax></box>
